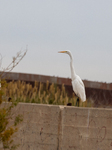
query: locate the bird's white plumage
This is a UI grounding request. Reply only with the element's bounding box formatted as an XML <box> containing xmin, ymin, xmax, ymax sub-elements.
<box><xmin>58</xmin><ymin>50</ymin><xmax>86</xmax><ymax>102</ymax></box>
<box><xmin>72</xmin><ymin>75</ymin><xmax>86</xmax><ymax>102</ymax></box>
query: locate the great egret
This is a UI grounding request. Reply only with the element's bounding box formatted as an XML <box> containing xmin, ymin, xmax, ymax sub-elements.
<box><xmin>58</xmin><ymin>50</ymin><xmax>86</xmax><ymax>106</ymax></box>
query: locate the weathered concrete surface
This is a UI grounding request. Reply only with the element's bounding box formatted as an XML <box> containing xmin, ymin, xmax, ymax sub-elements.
<box><xmin>4</xmin><ymin>103</ymin><xmax>112</xmax><ymax>150</ymax></box>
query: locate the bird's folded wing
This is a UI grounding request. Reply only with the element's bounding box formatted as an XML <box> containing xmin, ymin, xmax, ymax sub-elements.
<box><xmin>72</xmin><ymin>78</ymin><xmax>86</xmax><ymax>102</ymax></box>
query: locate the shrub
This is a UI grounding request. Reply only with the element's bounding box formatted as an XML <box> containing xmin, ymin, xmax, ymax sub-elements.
<box><xmin>2</xmin><ymin>80</ymin><xmax>91</xmax><ymax>107</ymax></box>
<box><xmin>0</xmin><ymin>50</ymin><xmax>27</xmax><ymax>149</ymax></box>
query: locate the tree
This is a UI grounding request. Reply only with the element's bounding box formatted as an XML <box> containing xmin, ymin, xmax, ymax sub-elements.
<box><xmin>0</xmin><ymin>49</ymin><xmax>27</xmax><ymax>149</ymax></box>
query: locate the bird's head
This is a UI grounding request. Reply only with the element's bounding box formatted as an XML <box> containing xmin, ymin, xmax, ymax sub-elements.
<box><xmin>58</xmin><ymin>50</ymin><xmax>71</xmax><ymax>55</ymax></box>
<box><xmin>58</xmin><ymin>50</ymin><xmax>72</xmax><ymax>59</ymax></box>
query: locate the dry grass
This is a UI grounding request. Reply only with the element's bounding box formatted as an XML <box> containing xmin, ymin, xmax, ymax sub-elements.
<box><xmin>2</xmin><ymin>80</ymin><xmax>91</xmax><ymax>107</ymax></box>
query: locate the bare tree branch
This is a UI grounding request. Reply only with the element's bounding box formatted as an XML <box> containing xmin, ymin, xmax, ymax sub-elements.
<box><xmin>0</xmin><ymin>48</ymin><xmax>27</xmax><ymax>78</ymax></box>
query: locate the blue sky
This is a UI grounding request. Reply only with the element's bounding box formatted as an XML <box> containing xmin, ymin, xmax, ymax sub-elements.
<box><xmin>0</xmin><ymin>0</ymin><xmax>112</xmax><ymax>82</ymax></box>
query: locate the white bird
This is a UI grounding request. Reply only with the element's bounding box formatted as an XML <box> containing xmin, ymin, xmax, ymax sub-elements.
<box><xmin>58</xmin><ymin>50</ymin><xmax>86</xmax><ymax>105</ymax></box>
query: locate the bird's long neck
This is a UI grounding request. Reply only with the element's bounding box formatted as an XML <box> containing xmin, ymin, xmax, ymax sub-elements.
<box><xmin>69</xmin><ymin>53</ymin><xmax>77</xmax><ymax>81</ymax></box>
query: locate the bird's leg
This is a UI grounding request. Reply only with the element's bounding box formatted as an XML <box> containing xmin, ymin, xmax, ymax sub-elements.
<box><xmin>75</xmin><ymin>97</ymin><xmax>80</xmax><ymax>107</ymax></box>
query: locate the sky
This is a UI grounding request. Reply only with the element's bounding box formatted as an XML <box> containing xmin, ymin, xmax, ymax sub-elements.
<box><xmin>0</xmin><ymin>0</ymin><xmax>112</xmax><ymax>83</ymax></box>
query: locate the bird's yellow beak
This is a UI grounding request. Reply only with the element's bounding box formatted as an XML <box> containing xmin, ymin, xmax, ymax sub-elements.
<box><xmin>58</xmin><ymin>51</ymin><xmax>66</xmax><ymax>53</ymax></box>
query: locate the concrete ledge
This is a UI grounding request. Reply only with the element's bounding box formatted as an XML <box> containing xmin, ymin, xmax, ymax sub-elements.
<box><xmin>4</xmin><ymin>103</ymin><xmax>111</xmax><ymax>150</ymax></box>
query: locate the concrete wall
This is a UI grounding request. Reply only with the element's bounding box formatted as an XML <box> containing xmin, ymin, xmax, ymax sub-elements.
<box><xmin>4</xmin><ymin>103</ymin><xmax>112</xmax><ymax>150</ymax></box>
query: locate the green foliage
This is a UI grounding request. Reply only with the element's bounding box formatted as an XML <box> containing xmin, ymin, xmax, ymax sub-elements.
<box><xmin>0</xmin><ymin>79</ymin><xmax>23</xmax><ymax>150</ymax></box>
